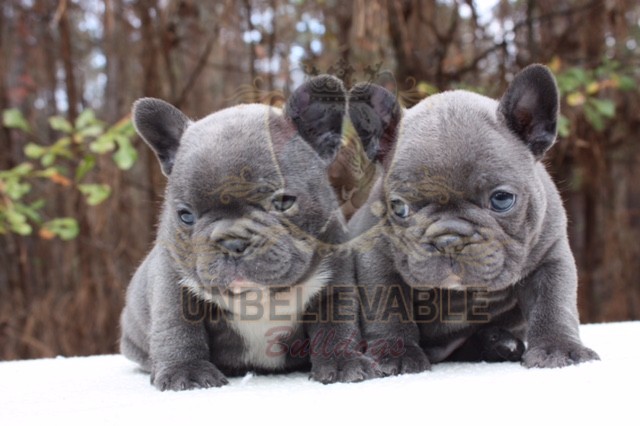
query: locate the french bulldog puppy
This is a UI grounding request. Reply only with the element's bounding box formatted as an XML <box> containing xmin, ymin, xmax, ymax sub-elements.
<box><xmin>120</xmin><ymin>75</ymin><xmax>377</xmax><ymax>391</ymax></box>
<box><xmin>349</xmin><ymin>65</ymin><xmax>599</xmax><ymax>373</ymax></box>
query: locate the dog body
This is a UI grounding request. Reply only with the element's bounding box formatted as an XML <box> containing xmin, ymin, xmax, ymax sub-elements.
<box><xmin>350</xmin><ymin>65</ymin><xmax>599</xmax><ymax>372</ymax></box>
<box><xmin>121</xmin><ymin>76</ymin><xmax>376</xmax><ymax>390</ymax></box>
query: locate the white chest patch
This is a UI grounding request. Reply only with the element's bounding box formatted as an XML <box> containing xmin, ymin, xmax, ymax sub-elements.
<box><xmin>182</xmin><ymin>268</ymin><xmax>331</xmax><ymax>369</ymax></box>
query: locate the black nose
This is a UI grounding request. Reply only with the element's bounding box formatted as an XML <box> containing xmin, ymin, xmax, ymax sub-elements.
<box><xmin>432</xmin><ymin>234</ymin><xmax>467</xmax><ymax>254</ymax></box>
<box><xmin>217</xmin><ymin>238</ymin><xmax>250</xmax><ymax>254</ymax></box>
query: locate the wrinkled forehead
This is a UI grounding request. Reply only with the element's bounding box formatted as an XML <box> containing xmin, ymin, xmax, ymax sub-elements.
<box><xmin>387</xmin><ymin>93</ymin><xmax>531</xmax><ymax>194</ymax></box>
<box><xmin>173</xmin><ymin>105</ymin><xmax>281</xmax><ymax>181</ymax></box>
<box><xmin>168</xmin><ymin>104</ymin><xmax>323</xmax><ymax>204</ymax></box>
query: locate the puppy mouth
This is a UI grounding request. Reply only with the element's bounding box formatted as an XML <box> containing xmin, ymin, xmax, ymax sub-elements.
<box><xmin>440</xmin><ymin>274</ymin><xmax>464</xmax><ymax>290</ymax></box>
<box><xmin>221</xmin><ymin>278</ymin><xmax>264</xmax><ymax>297</ymax></box>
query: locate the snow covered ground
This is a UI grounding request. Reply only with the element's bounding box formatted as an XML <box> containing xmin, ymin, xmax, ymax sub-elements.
<box><xmin>1</xmin><ymin>322</ymin><xmax>637</xmax><ymax>425</ymax></box>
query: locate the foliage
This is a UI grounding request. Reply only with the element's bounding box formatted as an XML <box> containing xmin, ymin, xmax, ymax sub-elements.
<box><xmin>0</xmin><ymin>109</ymin><xmax>137</xmax><ymax>239</ymax></box>
<box><xmin>552</xmin><ymin>58</ymin><xmax>636</xmax><ymax>137</ymax></box>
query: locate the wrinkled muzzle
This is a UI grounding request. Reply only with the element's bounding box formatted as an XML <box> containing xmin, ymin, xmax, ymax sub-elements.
<box><xmin>194</xmin><ymin>216</ymin><xmax>315</xmax><ymax>290</ymax></box>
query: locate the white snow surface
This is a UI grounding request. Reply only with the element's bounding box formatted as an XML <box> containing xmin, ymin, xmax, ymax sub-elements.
<box><xmin>1</xmin><ymin>322</ymin><xmax>637</xmax><ymax>425</ymax></box>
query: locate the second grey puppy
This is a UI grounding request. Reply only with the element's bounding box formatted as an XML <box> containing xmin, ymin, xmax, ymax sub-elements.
<box><xmin>349</xmin><ymin>65</ymin><xmax>599</xmax><ymax>373</ymax></box>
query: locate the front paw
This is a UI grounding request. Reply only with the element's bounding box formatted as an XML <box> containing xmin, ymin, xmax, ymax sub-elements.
<box><xmin>522</xmin><ymin>342</ymin><xmax>600</xmax><ymax>368</ymax></box>
<box><xmin>151</xmin><ymin>360</ymin><xmax>228</xmax><ymax>391</ymax></box>
<box><xmin>310</xmin><ymin>354</ymin><xmax>381</xmax><ymax>384</ymax></box>
<box><xmin>370</xmin><ymin>344</ymin><xmax>431</xmax><ymax>376</ymax></box>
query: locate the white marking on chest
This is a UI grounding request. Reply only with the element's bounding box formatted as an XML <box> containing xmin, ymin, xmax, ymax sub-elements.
<box><xmin>182</xmin><ymin>269</ymin><xmax>330</xmax><ymax>369</ymax></box>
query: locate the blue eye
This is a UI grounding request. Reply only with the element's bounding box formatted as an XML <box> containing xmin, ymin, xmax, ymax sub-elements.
<box><xmin>272</xmin><ymin>194</ymin><xmax>296</xmax><ymax>212</ymax></box>
<box><xmin>390</xmin><ymin>198</ymin><xmax>410</xmax><ymax>218</ymax></box>
<box><xmin>178</xmin><ymin>208</ymin><xmax>195</xmax><ymax>225</ymax></box>
<box><xmin>490</xmin><ymin>191</ymin><xmax>516</xmax><ymax>212</ymax></box>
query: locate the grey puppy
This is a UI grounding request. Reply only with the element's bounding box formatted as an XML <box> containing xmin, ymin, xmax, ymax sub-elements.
<box><xmin>120</xmin><ymin>75</ymin><xmax>377</xmax><ymax>390</ymax></box>
<box><xmin>349</xmin><ymin>65</ymin><xmax>599</xmax><ymax>373</ymax></box>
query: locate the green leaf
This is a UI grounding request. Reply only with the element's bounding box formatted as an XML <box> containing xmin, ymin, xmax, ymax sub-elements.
<box><xmin>90</xmin><ymin>134</ymin><xmax>116</xmax><ymax>154</ymax></box>
<box><xmin>617</xmin><ymin>75</ymin><xmax>635</xmax><ymax>91</ymax></box>
<box><xmin>78</xmin><ymin>183</ymin><xmax>111</xmax><ymax>206</ymax></box>
<box><xmin>5</xmin><ymin>180</ymin><xmax>31</xmax><ymax>200</ymax></box>
<box><xmin>117</xmin><ymin>119</ymin><xmax>136</xmax><ymax>138</ymax></box>
<box><xmin>6</xmin><ymin>210</ymin><xmax>32</xmax><ymax>235</ymax></box>
<box><xmin>417</xmin><ymin>81</ymin><xmax>439</xmax><ymax>96</ymax></box>
<box><xmin>49</xmin><ymin>116</ymin><xmax>73</xmax><ymax>133</ymax></box>
<box><xmin>6</xmin><ymin>209</ymin><xmax>27</xmax><ymax>224</ymax></box>
<box><xmin>78</xmin><ymin>124</ymin><xmax>104</xmax><ymax>139</ymax></box>
<box><xmin>589</xmin><ymin>98</ymin><xmax>615</xmax><ymax>118</ymax></box>
<box><xmin>3</xmin><ymin>109</ymin><xmax>31</xmax><ymax>132</ymax></box>
<box><xmin>112</xmin><ymin>136</ymin><xmax>138</xmax><ymax>170</ymax></box>
<box><xmin>75</xmin><ymin>155</ymin><xmax>96</xmax><ymax>182</ymax></box>
<box><xmin>11</xmin><ymin>221</ymin><xmax>32</xmax><ymax>235</ymax></box>
<box><xmin>33</xmin><ymin>167</ymin><xmax>58</xmax><ymax>179</ymax></box>
<box><xmin>15</xmin><ymin>202</ymin><xmax>43</xmax><ymax>223</ymax></box>
<box><xmin>583</xmin><ymin>103</ymin><xmax>605</xmax><ymax>131</ymax></box>
<box><xmin>557</xmin><ymin>68</ymin><xmax>587</xmax><ymax>93</ymax></box>
<box><xmin>50</xmin><ymin>137</ymin><xmax>73</xmax><ymax>160</ymax></box>
<box><xmin>75</xmin><ymin>109</ymin><xmax>97</xmax><ymax>130</ymax></box>
<box><xmin>11</xmin><ymin>163</ymin><xmax>34</xmax><ymax>176</ymax></box>
<box><xmin>41</xmin><ymin>152</ymin><xmax>56</xmax><ymax>167</ymax></box>
<box><xmin>24</xmin><ymin>143</ymin><xmax>47</xmax><ymax>159</ymax></box>
<box><xmin>30</xmin><ymin>199</ymin><xmax>46</xmax><ymax>211</ymax></box>
<box><xmin>566</xmin><ymin>92</ymin><xmax>585</xmax><ymax>106</ymax></box>
<box><xmin>42</xmin><ymin>218</ymin><xmax>79</xmax><ymax>240</ymax></box>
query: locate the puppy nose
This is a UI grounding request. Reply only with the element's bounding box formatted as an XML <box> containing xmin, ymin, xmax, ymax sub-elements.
<box><xmin>432</xmin><ymin>234</ymin><xmax>467</xmax><ymax>254</ymax></box>
<box><xmin>217</xmin><ymin>238</ymin><xmax>250</xmax><ymax>254</ymax></box>
<box><xmin>426</xmin><ymin>219</ymin><xmax>474</xmax><ymax>254</ymax></box>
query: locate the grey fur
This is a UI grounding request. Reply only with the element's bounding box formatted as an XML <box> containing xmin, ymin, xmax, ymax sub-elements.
<box><xmin>121</xmin><ymin>75</ymin><xmax>378</xmax><ymax>391</ymax></box>
<box><xmin>350</xmin><ymin>65</ymin><xmax>599</xmax><ymax>373</ymax></box>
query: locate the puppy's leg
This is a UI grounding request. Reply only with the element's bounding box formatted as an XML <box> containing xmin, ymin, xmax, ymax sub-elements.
<box><xmin>306</xmin><ymin>281</ymin><xmax>381</xmax><ymax>384</ymax></box>
<box><xmin>148</xmin><ymin>267</ymin><xmax>228</xmax><ymax>390</ymax></box>
<box><xmin>516</xmin><ymin>240</ymin><xmax>599</xmax><ymax>368</ymax></box>
<box><xmin>358</xmin><ymin>263</ymin><xmax>431</xmax><ymax>376</ymax></box>
<box><xmin>302</xmin><ymin>251</ymin><xmax>383</xmax><ymax>384</ymax></box>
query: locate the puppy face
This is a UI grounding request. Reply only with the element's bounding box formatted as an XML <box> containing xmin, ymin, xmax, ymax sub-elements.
<box><xmin>365</xmin><ymin>66</ymin><xmax>559</xmax><ymax>291</ymax></box>
<box><xmin>134</xmin><ymin>76</ymin><xmax>346</xmax><ymax>297</ymax></box>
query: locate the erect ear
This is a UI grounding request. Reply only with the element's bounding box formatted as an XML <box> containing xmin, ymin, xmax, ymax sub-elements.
<box><xmin>284</xmin><ymin>75</ymin><xmax>346</xmax><ymax>163</ymax></box>
<box><xmin>132</xmin><ymin>98</ymin><xmax>191</xmax><ymax>176</ymax></box>
<box><xmin>498</xmin><ymin>64</ymin><xmax>559</xmax><ymax>160</ymax></box>
<box><xmin>348</xmin><ymin>82</ymin><xmax>401</xmax><ymax>165</ymax></box>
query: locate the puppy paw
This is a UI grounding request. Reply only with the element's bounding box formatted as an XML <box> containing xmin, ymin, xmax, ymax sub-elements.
<box><xmin>522</xmin><ymin>343</ymin><xmax>600</xmax><ymax>368</ymax></box>
<box><xmin>371</xmin><ymin>344</ymin><xmax>431</xmax><ymax>376</ymax></box>
<box><xmin>310</xmin><ymin>354</ymin><xmax>381</xmax><ymax>384</ymax></box>
<box><xmin>151</xmin><ymin>360</ymin><xmax>228</xmax><ymax>391</ymax></box>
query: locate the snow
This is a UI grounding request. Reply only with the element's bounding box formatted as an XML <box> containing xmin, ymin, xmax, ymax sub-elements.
<box><xmin>1</xmin><ymin>322</ymin><xmax>638</xmax><ymax>425</ymax></box>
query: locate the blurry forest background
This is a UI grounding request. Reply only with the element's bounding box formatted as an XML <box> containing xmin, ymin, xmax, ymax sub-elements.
<box><xmin>1</xmin><ymin>0</ymin><xmax>639</xmax><ymax>360</ymax></box>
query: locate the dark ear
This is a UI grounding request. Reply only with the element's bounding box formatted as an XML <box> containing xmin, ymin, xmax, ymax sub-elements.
<box><xmin>132</xmin><ymin>98</ymin><xmax>190</xmax><ymax>176</ymax></box>
<box><xmin>498</xmin><ymin>64</ymin><xmax>559</xmax><ymax>160</ymax></box>
<box><xmin>348</xmin><ymin>82</ymin><xmax>401</xmax><ymax>164</ymax></box>
<box><xmin>285</xmin><ymin>75</ymin><xmax>346</xmax><ymax>163</ymax></box>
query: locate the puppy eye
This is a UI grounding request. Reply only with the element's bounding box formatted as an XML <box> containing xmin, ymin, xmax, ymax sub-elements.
<box><xmin>177</xmin><ymin>208</ymin><xmax>196</xmax><ymax>225</ymax></box>
<box><xmin>272</xmin><ymin>194</ymin><xmax>296</xmax><ymax>212</ymax></box>
<box><xmin>390</xmin><ymin>198</ymin><xmax>410</xmax><ymax>218</ymax></box>
<box><xmin>490</xmin><ymin>191</ymin><xmax>516</xmax><ymax>212</ymax></box>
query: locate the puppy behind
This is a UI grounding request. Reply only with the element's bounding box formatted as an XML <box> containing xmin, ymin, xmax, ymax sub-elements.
<box><xmin>120</xmin><ymin>75</ymin><xmax>377</xmax><ymax>390</ymax></box>
<box><xmin>349</xmin><ymin>65</ymin><xmax>599</xmax><ymax>373</ymax></box>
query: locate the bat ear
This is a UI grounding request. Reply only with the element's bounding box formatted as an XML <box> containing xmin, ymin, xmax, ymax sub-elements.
<box><xmin>348</xmin><ymin>82</ymin><xmax>401</xmax><ymax>165</ymax></box>
<box><xmin>132</xmin><ymin>98</ymin><xmax>191</xmax><ymax>176</ymax></box>
<box><xmin>284</xmin><ymin>74</ymin><xmax>346</xmax><ymax>163</ymax></box>
<box><xmin>498</xmin><ymin>64</ymin><xmax>559</xmax><ymax>160</ymax></box>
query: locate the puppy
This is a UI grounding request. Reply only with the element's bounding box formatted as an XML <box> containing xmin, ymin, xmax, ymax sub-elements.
<box><xmin>120</xmin><ymin>75</ymin><xmax>377</xmax><ymax>390</ymax></box>
<box><xmin>349</xmin><ymin>65</ymin><xmax>599</xmax><ymax>373</ymax></box>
